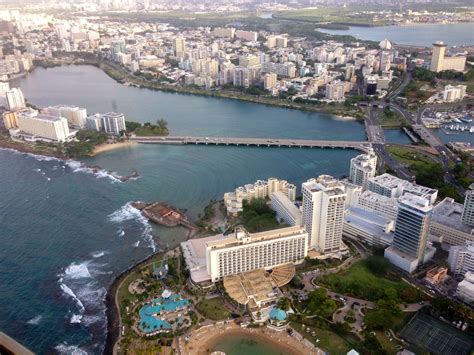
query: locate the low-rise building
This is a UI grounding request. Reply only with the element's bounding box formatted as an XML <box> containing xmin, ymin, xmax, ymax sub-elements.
<box><xmin>343</xmin><ymin>207</ymin><xmax>394</xmax><ymax>247</ymax></box>
<box><xmin>424</xmin><ymin>266</ymin><xmax>448</xmax><ymax>285</ymax></box>
<box><xmin>448</xmin><ymin>241</ymin><xmax>474</xmax><ymax>276</ymax></box>
<box><xmin>430</xmin><ymin>198</ymin><xmax>473</xmax><ymax>248</ymax></box>
<box><xmin>368</xmin><ymin>173</ymin><xmax>438</xmax><ymax>205</ymax></box>
<box><xmin>271</xmin><ymin>191</ymin><xmax>302</xmax><ymax>226</ymax></box>
<box><xmin>224</xmin><ymin>177</ymin><xmax>296</xmax><ymax>215</ymax></box>
<box><xmin>443</xmin><ymin>85</ymin><xmax>466</xmax><ymax>102</ymax></box>
<box><xmin>456</xmin><ymin>271</ymin><xmax>474</xmax><ymax>303</ymax></box>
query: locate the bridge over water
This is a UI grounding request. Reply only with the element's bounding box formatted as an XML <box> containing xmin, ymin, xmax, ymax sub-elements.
<box><xmin>130</xmin><ymin>136</ymin><xmax>372</xmax><ymax>152</ymax></box>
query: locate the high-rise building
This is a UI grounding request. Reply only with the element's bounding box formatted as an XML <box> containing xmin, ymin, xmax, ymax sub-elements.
<box><xmin>5</xmin><ymin>88</ymin><xmax>25</xmax><ymax>111</ymax></box>
<box><xmin>349</xmin><ymin>149</ymin><xmax>377</xmax><ymax>189</ymax></box>
<box><xmin>448</xmin><ymin>242</ymin><xmax>474</xmax><ymax>276</ymax></box>
<box><xmin>430</xmin><ymin>41</ymin><xmax>466</xmax><ymax>72</ymax></box>
<box><xmin>173</xmin><ymin>37</ymin><xmax>186</xmax><ymax>58</ymax></box>
<box><xmin>44</xmin><ymin>105</ymin><xmax>87</xmax><ymax>128</ymax></box>
<box><xmin>384</xmin><ymin>194</ymin><xmax>434</xmax><ymax>273</ymax></box>
<box><xmin>205</xmin><ymin>226</ymin><xmax>308</xmax><ymax>282</ymax></box>
<box><xmin>430</xmin><ymin>41</ymin><xmax>446</xmax><ymax>72</ymax></box>
<box><xmin>462</xmin><ymin>184</ymin><xmax>474</xmax><ymax>227</ymax></box>
<box><xmin>325</xmin><ymin>81</ymin><xmax>346</xmax><ymax>101</ymax></box>
<box><xmin>16</xmin><ymin>109</ymin><xmax>71</xmax><ymax>142</ymax></box>
<box><xmin>102</xmin><ymin>112</ymin><xmax>126</xmax><ymax>135</ymax></box>
<box><xmin>2</xmin><ymin>111</ymin><xmax>18</xmax><ymax>129</ymax></box>
<box><xmin>302</xmin><ymin>175</ymin><xmax>346</xmax><ymax>254</ymax></box>
<box><xmin>263</xmin><ymin>73</ymin><xmax>277</xmax><ymax>91</ymax></box>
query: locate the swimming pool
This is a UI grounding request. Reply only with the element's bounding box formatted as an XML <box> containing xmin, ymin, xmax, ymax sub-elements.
<box><xmin>139</xmin><ymin>294</ymin><xmax>190</xmax><ymax>333</ymax></box>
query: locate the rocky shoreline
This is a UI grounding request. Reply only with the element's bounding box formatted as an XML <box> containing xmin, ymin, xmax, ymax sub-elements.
<box><xmin>0</xmin><ymin>138</ymin><xmax>140</xmax><ymax>182</ymax></box>
<box><xmin>103</xmin><ymin>250</ymin><xmax>164</xmax><ymax>355</ymax></box>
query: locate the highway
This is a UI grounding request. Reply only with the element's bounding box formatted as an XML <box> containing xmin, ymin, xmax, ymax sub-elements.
<box><xmin>130</xmin><ymin>135</ymin><xmax>373</xmax><ymax>152</ymax></box>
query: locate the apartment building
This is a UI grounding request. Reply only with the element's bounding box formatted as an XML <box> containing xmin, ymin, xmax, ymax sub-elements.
<box><xmin>302</xmin><ymin>175</ymin><xmax>346</xmax><ymax>254</ymax></box>
<box><xmin>44</xmin><ymin>105</ymin><xmax>87</xmax><ymax>128</ymax></box>
<box><xmin>349</xmin><ymin>149</ymin><xmax>377</xmax><ymax>189</ymax></box>
<box><xmin>448</xmin><ymin>242</ymin><xmax>474</xmax><ymax>276</ymax></box>
<box><xmin>102</xmin><ymin>112</ymin><xmax>126</xmax><ymax>135</ymax></box>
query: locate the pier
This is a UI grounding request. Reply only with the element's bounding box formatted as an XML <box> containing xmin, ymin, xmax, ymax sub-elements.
<box><xmin>130</xmin><ymin>136</ymin><xmax>372</xmax><ymax>152</ymax></box>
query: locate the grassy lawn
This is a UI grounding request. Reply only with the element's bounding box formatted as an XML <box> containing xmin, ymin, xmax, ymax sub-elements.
<box><xmin>322</xmin><ymin>260</ymin><xmax>411</xmax><ymax>301</ymax></box>
<box><xmin>290</xmin><ymin>321</ymin><xmax>350</xmax><ymax>355</ymax></box>
<box><xmin>379</xmin><ymin>109</ymin><xmax>408</xmax><ymax>128</ymax></box>
<box><xmin>196</xmin><ymin>297</ymin><xmax>231</xmax><ymax>321</ymax></box>
<box><xmin>387</xmin><ymin>145</ymin><xmax>437</xmax><ymax>170</ymax></box>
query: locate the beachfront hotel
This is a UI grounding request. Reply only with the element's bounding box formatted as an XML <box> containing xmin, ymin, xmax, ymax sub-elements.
<box><xmin>181</xmin><ymin>225</ymin><xmax>307</xmax><ymax>285</ymax></box>
<box><xmin>12</xmin><ymin>108</ymin><xmax>74</xmax><ymax>143</ymax></box>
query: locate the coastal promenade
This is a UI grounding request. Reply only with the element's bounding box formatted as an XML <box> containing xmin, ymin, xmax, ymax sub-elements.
<box><xmin>130</xmin><ymin>136</ymin><xmax>372</xmax><ymax>152</ymax></box>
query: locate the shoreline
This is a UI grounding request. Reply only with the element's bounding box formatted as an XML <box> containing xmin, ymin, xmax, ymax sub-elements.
<box><xmin>183</xmin><ymin>323</ymin><xmax>320</xmax><ymax>355</ymax></box>
<box><xmin>104</xmin><ymin>250</ymin><xmax>164</xmax><ymax>355</ymax></box>
<box><xmin>34</xmin><ymin>56</ymin><xmax>364</xmax><ymax>120</ymax></box>
<box><xmin>92</xmin><ymin>141</ymin><xmax>137</xmax><ymax>156</ymax></box>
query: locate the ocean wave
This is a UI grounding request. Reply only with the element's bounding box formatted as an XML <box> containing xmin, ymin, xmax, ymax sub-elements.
<box><xmin>64</xmin><ymin>262</ymin><xmax>92</xmax><ymax>279</ymax></box>
<box><xmin>59</xmin><ymin>280</ymin><xmax>85</xmax><ymax>313</ymax></box>
<box><xmin>26</xmin><ymin>315</ymin><xmax>42</xmax><ymax>325</ymax></box>
<box><xmin>108</xmin><ymin>202</ymin><xmax>156</xmax><ymax>252</ymax></box>
<box><xmin>0</xmin><ymin>147</ymin><xmax>60</xmax><ymax>162</ymax></box>
<box><xmin>54</xmin><ymin>343</ymin><xmax>88</xmax><ymax>355</ymax></box>
<box><xmin>91</xmin><ymin>251</ymin><xmax>106</xmax><ymax>258</ymax></box>
<box><xmin>64</xmin><ymin>160</ymin><xmax>122</xmax><ymax>183</ymax></box>
<box><xmin>70</xmin><ymin>314</ymin><xmax>83</xmax><ymax>324</ymax></box>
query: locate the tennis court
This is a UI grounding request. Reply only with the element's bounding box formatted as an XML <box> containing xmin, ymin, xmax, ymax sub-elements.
<box><xmin>400</xmin><ymin>312</ymin><xmax>473</xmax><ymax>355</ymax></box>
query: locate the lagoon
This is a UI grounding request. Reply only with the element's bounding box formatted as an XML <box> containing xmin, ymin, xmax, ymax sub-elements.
<box><xmin>319</xmin><ymin>23</ymin><xmax>474</xmax><ymax>47</ymax></box>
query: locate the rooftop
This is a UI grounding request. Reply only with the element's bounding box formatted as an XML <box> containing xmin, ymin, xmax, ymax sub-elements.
<box><xmin>344</xmin><ymin>206</ymin><xmax>394</xmax><ymax>243</ymax></box>
<box><xmin>432</xmin><ymin>198</ymin><xmax>473</xmax><ymax>234</ymax></box>
<box><xmin>206</xmin><ymin>225</ymin><xmax>306</xmax><ymax>250</ymax></box>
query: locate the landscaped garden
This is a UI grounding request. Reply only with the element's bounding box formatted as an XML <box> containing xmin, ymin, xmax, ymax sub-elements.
<box><xmin>196</xmin><ymin>297</ymin><xmax>232</xmax><ymax>321</ymax></box>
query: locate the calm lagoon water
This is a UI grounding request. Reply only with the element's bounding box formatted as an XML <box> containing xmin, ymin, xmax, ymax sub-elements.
<box><xmin>0</xmin><ymin>65</ymin><xmax>370</xmax><ymax>353</ymax></box>
<box><xmin>319</xmin><ymin>22</ymin><xmax>474</xmax><ymax>47</ymax></box>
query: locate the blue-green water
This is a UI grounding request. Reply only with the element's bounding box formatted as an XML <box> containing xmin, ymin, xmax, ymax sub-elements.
<box><xmin>1</xmin><ymin>65</ymin><xmax>368</xmax><ymax>353</ymax></box>
<box><xmin>319</xmin><ymin>22</ymin><xmax>474</xmax><ymax>47</ymax></box>
<box><xmin>211</xmin><ymin>334</ymin><xmax>289</xmax><ymax>355</ymax></box>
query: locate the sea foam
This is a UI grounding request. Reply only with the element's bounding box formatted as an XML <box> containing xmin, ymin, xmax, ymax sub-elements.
<box><xmin>26</xmin><ymin>315</ymin><xmax>42</xmax><ymax>325</ymax></box>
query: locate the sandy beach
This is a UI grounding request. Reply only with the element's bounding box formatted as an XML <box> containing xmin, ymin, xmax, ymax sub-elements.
<box><xmin>181</xmin><ymin>322</ymin><xmax>321</xmax><ymax>355</ymax></box>
<box><xmin>93</xmin><ymin>141</ymin><xmax>137</xmax><ymax>155</ymax></box>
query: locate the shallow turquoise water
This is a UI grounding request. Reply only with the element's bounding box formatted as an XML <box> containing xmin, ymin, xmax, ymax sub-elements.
<box><xmin>211</xmin><ymin>334</ymin><xmax>289</xmax><ymax>355</ymax></box>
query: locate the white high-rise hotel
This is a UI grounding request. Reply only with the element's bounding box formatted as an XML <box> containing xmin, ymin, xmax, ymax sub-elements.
<box><xmin>205</xmin><ymin>226</ymin><xmax>308</xmax><ymax>282</ymax></box>
<box><xmin>349</xmin><ymin>149</ymin><xmax>377</xmax><ymax>189</ymax></box>
<box><xmin>302</xmin><ymin>175</ymin><xmax>346</xmax><ymax>254</ymax></box>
